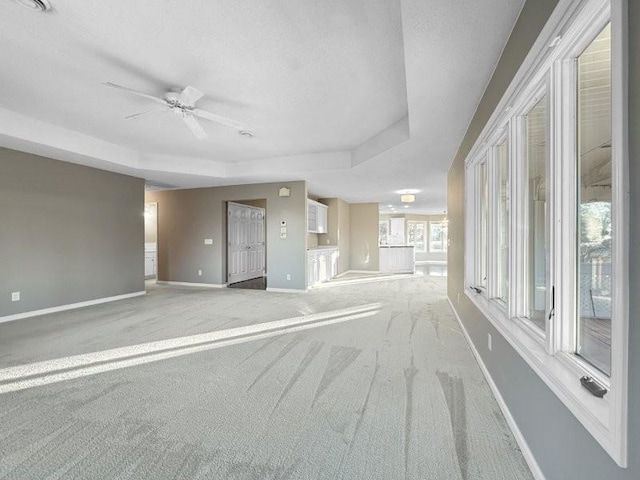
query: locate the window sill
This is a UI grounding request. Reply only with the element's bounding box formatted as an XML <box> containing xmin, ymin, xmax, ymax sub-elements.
<box><xmin>465</xmin><ymin>288</ymin><xmax>626</xmax><ymax>466</ymax></box>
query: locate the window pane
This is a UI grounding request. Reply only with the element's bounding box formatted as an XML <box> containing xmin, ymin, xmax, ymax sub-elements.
<box><xmin>526</xmin><ymin>96</ymin><xmax>548</xmax><ymax>330</ymax></box>
<box><xmin>408</xmin><ymin>222</ymin><xmax>425</xmax><ymax>250</ymax></box>
<box><xmin>577</xmin><ymin>24</ymin><xmax>612</xmax><ymax>375</ymax></box>
<box><xmin>497</xmin><ymin>141</ymin><xmax>509</xmax><ymax>300</ymax></box>
<box><xmin>480</xmin><ymin>163</ymin><xmax>488</xmax><ymax>287</ymax></box>
<box><xmin>379</xmin><ymin>221</ymin><xmax>389</xmax><ymax>245</ymax></box>
<box><xmin>429</xmin><ymin>221</ymin><xmax>447</xmax><ymax>253</ymax></box>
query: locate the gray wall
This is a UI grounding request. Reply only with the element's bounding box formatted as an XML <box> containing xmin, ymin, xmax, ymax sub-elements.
<box><xmin>349</xmin><ymin>203</ymin><xmax>380</xmax><ymax>271</ymax></box>
<box><xmin>146</xmin><ymin>181</ymin><xmax>307</xmax><ymax>290</ymax></box>
<box><xmin>447</xmin><ymin>1</ymin><xmax>640</xmax><ymax>479</ymax></box>
<box><xmin>318</xmin><ymin>198</ymin><xmax>351</xmax><ymax>274</ymax></box>
<box><xmin>0</xmin><ymin>147</ymin><xmax>145</xmax><ymax>317</ymax></box>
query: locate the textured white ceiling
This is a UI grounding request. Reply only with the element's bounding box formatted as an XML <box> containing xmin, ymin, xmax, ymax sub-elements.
<box><xmin>0</xmin><ymin>0</ymin><xmax>525</xmax><ymax>214</ymax></box>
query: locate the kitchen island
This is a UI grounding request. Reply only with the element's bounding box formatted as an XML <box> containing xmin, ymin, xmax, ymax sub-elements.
<box><xmin>379</xmin><ymin>245</ymin><xmax>415</xmax><ymax>274</ymax></box>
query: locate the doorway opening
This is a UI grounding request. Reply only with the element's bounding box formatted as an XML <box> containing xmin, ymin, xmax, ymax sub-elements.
<box><xmin>227</xmin><ymin>200</ymin><xmax>266</xmax><ymax>290</ymax></box>
<box><xmin>144</xmin><ymin>202</ymin><xmax>158</xmax><ymax>283</ymax></box>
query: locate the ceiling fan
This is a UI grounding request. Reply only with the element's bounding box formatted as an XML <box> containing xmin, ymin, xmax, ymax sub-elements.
<box><xmin>103</xmin><ymin>82</ymin><xmax>247</xmax><ymax>139</ymax></box>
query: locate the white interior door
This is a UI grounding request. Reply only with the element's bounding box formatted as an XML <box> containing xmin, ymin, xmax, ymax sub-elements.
<box><xmin>228</xmin><ymin>202</ymin><xmax>265</xmax><ymax>284</ymax></box>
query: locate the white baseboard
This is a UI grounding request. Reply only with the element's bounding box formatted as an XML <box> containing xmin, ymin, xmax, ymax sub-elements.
<box><xmin>343</xmin><ymin>269</ymin><xmax>380</xmax><ymax>275</ymax></box>
<box><xmin>156</xmin><ymin>281</ymin><xmax>227</xmax><ymax>288</ymax></box>
<box><xmin>0</xmin><ymin>291</ymin><xmax>146</xmax><ymax>324</ymax></box>
<box><xmin>266</xmin><ymin>287</ymin><xmax>307</xmax><ymax>294</ymax></box>
<box><xmin>447</xmin><ymin>298</ymin><xmax>546</xmax><ymax>480</ymax></box>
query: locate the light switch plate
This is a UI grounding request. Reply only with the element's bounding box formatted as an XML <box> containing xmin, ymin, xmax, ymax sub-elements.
<box><xmin>11</xmin><ymin>292</ymin><xmax>20</xmax><ymax>302</ymax></box>
<box><xmin>204</xmin><ymin>239</ymin><xmax>213</xmax><ymax>245</ymax></box>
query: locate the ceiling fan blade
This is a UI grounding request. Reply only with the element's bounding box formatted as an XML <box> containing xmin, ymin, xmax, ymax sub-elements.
<box><xmin>124</xmin><ymin>108</ymin><xmax>168</xmax><ymax>120</ymax></box>
<box><xmin>193</xmin><ymin>108</ymin><xmax>245</xmax><ymax>130</ymax></box>
<box><xmin>183</xmin><ymin>114</ymin><xmax>207</xmax><ymax>139</ymax></box>
<box><xmin>103</xmin><ymin>82</ymin><xmax>167</xmax><ymax>106</ymax></box>
<box><xmin>178</xmin><ymin>85</ymin><xmax>204</xmax><ymax>106</ymax></box>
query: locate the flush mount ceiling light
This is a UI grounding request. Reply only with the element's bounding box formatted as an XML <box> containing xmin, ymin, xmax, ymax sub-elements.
<box><xmin>14</xmin><ymin>0</ymin><xmax>51</xmax><ymax>11</ymax></box>
<box><xmin>396</xmin><ymin>188</ymin><xmax>419</xmax><ymax>203</ymax></box>
<box><xmin>239</xmin><ymin>130</ymin><xmax>255</xmax><ymax>139</ymax></box>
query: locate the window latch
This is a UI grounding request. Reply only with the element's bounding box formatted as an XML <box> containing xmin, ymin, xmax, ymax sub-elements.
<box><xmin>470</xmin><ymin>286</ymin><xmax>482</xmax><ymax>294</ymax></box>
<box><xmin>548</xmin><ymin>285</ymin><xmax>555</xmax><ymax>321</ymax></box>
<box><xmin>580</xmin><ymin>376</ymin><xmax>607</xmax><ymax>398</ymax></box>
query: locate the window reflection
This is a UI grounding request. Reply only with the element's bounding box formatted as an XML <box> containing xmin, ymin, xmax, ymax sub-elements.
<box><xmin>526</xmin><ymin>96</ymin><xmax>548</xmax><ymax>330</ymax></box>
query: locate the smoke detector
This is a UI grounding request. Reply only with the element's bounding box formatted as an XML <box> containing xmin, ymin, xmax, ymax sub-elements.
<box><xmin>14</xmin><ymin>0</ymin><xmax>51</xmax><ymax>11</ymax></box>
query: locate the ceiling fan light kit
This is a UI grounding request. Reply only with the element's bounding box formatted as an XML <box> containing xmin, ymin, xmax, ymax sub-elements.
<box><xmin>14</xmin><ymin>0</ymin><xmax>51</xmax><ymax>11</ymax></box>
<box><xmin>401</xmin><ymin>194</ymin><xmax>415</xmax><ymax>203</ymax></box>
<box><xmin>103</xmin><ymin>82</ymin><xmax>248</xmax><ymax>140</ymax></box>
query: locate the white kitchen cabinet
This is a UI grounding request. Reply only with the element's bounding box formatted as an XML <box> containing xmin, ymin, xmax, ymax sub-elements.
<box><xmin>379</xmin><ymin>246</ymin><xmax>415</xmax><ymax>274</ymax></box>
<box><xmin>307</xmin><ymin>247</ymin><xmax>339</xmax><ymax>287</ymax></box>
<box><xmin>145</xmin><ymin>242</ymin><xmax>157</xmax><ymax>278</ymax></box>
<box><xmin>144</xmin><ymin>252</ymin><xmax>156</xmax><ymax>277</ymax></box>
<box><xmin>307</xmin><ymin>199</ymin><xmax>328</xmax><ymax>233</ymax></box>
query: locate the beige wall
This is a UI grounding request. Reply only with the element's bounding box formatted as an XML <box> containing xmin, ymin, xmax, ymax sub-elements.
<box><xmin>379</xmin><ymin>213</ymin><xmax>447</xmax><ymax>262</ymax></box>
<box><xmin>307</xmin><ymin>233</ymin><xmax>318</xmax><ymax>248</ymax></box>
<box><xmin>146</xmin><ymin>181</ymin><xmax>307</xmax><ymax>290</ymax></box>
<box><xmin>349</xmin><ymin>203</ymin><xmax>379</xmax><ymax>271</ymax></box>
<box><xmin>0</xmin><ymin>147</ymin><xmax>144</xmax><ymax>317</ymax></box>
<box><xmin>318</xmin><ymin>198</ymin><xmax>351</xmax><ymax>274</ymax></box>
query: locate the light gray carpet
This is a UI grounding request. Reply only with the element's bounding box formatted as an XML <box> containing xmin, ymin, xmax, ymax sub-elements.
<box><xmin>0</xmin><ymin>275</ymin><xmax>533</xmax><ymax>479</ymax></box>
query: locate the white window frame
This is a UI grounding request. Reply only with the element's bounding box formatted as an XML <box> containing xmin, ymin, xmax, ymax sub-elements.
<box><xmin>463</xmin><ymin>0</ymin><xmax>628</xmax><ymax>466</ymax></box>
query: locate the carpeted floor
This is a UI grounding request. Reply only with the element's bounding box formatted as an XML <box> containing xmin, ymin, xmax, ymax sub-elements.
<box><xmin>0</xmin><ymin>275</ymin><xmax>533</xmax><ymax>479</ymax></box>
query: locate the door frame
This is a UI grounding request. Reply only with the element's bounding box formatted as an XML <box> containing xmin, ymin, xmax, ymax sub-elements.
<box><xmin>144</xmin><ymin>201</ymin><xmax>158</xmax><ymax>283</ymax></box>
<box><xmin>226</xmin><ymin>201</ymin><xmax>266</xmax><ymax>285</ymax></box>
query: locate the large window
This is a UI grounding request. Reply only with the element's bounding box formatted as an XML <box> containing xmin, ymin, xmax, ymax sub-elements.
<box><xmin>407</xmin><ymin>221</ymin><xmax>426</xmax><ymax>251</ymax></box>
<box><xmin>429</xmin><ymin>221</ymin><xmax>448</xmax><ymax>253</ymax></box>
<box><xmin>525</xmin><ymin>95</ymin><xmax>549</xmax><ymax>331</ymax></box>
<box><xmin>463</xmin><ymin>0</ymin><xmax>627</xmax><ymax>466</ymax></box>
<box><xmin>577</xmin><ymin>24</ymin><xmax>613</xmax><ymax>375</ymax></box>
<box><xmin>497</xmin><ymin>140</ymin><xmax>509</xmax><ymax>301</ymax></box>
<box><xmin>379</xmin><ymin>221</ymin><xmax>389</xmax><ymax>245</ymax></box>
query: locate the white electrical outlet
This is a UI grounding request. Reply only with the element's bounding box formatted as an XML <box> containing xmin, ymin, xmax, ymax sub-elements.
<box><xmin>198</xmin><ymin>270</ymin><xmax>203</xmax><ymax>276</ymax></box>
<box><xmin>286</xmin><ymin>274</ymin><xmax>291</xmax><ymax>281</ymax></box>
<box><xmin>11</xmin><ymin>291</ymin><xmax>20</xmax><ymax>302</ymax></box>
<box><xmin>488</xmin><ymin>333</ymin><xmax>492</xmax><ymax>351</ymax></box>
